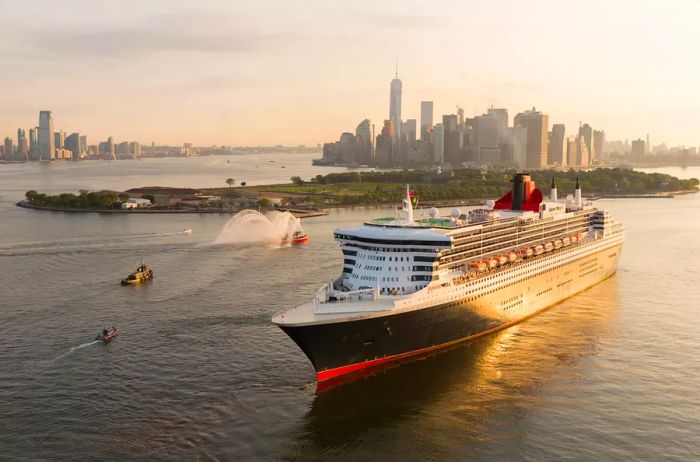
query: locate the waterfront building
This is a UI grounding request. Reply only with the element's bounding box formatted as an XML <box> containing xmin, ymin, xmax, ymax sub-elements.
<box><xmin>548</xmin><ymin>124</ymin><xmax>566</xmax><ymax>166</ymax></box>
<box><xmin>107</xmin><ymin>137</ymin><xmax>115</xmax><ymax>157</ymax></box>
<box><xmin>117</xmin><ymin>141</ymin><xmax>130</xmax><ymax>157</ymax></box>
<box><xmin>54</xmin><ymin>130</ymin><xmax>66</xmax><ymax>150</ymax></box>
<box><xmin>432</xmin><ymin>123</ymin><xmax>445</xmax><ymax>163</ymax></box>
<box><xmin>486</xmin><ymin>107</ymin><xmax>509</xmax><ymax>140</ymax></box>
<box><xmin>420</xmin><ymin>101</ymin><xmax>433</xmax><ymax>141</ymax></box>
<box><xmin>389</xmin><ymin>72</ymin><xmax>402</xmax><ymax>148</ymax></box>
<box><xmin>631</xmin><ymin>139</ymin><xmax>645</xmax><ymax>157</ymax></box>
<box><xmin>579</xmin><ymin>123</ymin><xmax>594</xmax><ymax>161</ymax></box>
<box><xmin>17</xmin><ymin>128</ymin><xmax>28</xmax><ymax>158</ymax></box>
<box><xmin>375</xmin><ymin>120</ymin><xmax>394</xmax><ymax>167</ymax></box>
<box><xmin>471</xmin><ymin>114</ymin><xmax>499</xmax><ymax>164</ymax></box>
<box><xmin>129</xmin><ymin>141</ymin><xmax>141</xmax><ymax>158</ymax></box>
<box><xmin>355</xmin><ymin>119</ymin><xmax>373</xmax><ymax>164</ymax></box>
<box><xmin>593</xmin><ymin>130</ymin><xmax>605</xmax><ymax>163</ymax></box>
<box><xmin>38</xmin><ymin>110</ymin><xmax>55</xmax><ymax>160</ymax></box>
<box><xmin>513</xmin><ymin>108</ymin><xmax>548</xmax><ymax>169</ymax></box>
<box><xmin>4</xmin><ymin>136</ymin><xmax>13</xmax><ymax>159</ymax></box>
<box><xmin>79</xmin><ymin>135</ymin><xmax>87</xmax><ymax>157</ymax></box>
<box><xmin>29</xmin><ymin>127</ymin><xmax>39</xmax><ymax>160</ymax></box>
<box><xmin>442</xmin><ymin>114</ymin><xmax>458</xmax><ymax>133</ymax></box>
<box><xmin>65</xmin><ymin>133</ymin><xmax>80</xmax><ymax>160</ymax></box>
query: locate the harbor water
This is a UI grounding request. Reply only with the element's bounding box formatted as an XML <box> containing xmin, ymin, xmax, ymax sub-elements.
<box><xmin>1</xmin><ymin>160</ymin><xmax>699</xmax><ymax>460</ymax></box>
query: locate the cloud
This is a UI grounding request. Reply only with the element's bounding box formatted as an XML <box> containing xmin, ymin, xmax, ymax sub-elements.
<box><xmin>22</xmin><ymin>12</ymin><xmax>292</xmax><ymax>59</ymax></box>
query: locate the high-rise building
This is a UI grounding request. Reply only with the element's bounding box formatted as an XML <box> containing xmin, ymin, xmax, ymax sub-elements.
<box><xmin>646</xmin><ymin>133</ymin><xmax>650</xmax><ymax>155</ymax></box>
<box><xmin>593</xmin><ymin>130</ymin><xmax>605</xmax><ymax>163</ymax></box>
<box><xmin>487</xmin><ymin>107</ymin><xmax>509</xmax><ymax>140</ymax></box>
<box><xmin>79</xmin><ymin>135</ymin><xmax>87</xmax><ymax>156</ymax></box>
<box><xmin>389</xmin><ymin>71</ymin><xmax>402</xmax><ymax>147</ymax></box>
<box><xmin>107</xmin><ymin>136</ymin><xmax>115</xmax><ymax>157</ymax></box>
<box><xmin>3</xmin><ymin>136</ymin><xmax>13</xmax><ymax>159</ymax></box>
<box><xmin>513</xmin><ymin>108</ymin><xmax>548</xmax><ymax>169</ymax></box>
<box><xmin>129</xmin><ymin>141</ymin><xmax>141</xmax><ymax>158</ymax></box>
<box><xmin>38</xmin><ymin>110</ymin><xmax>55</xmax><ymax>160</ymax></box>
<box><xmin>566</xmin><ymin>136</ymin><xmax>577</xmax><ymax>166</ymax></box>
<box><xmin>432</xmin><ymin>123</ymin><xmax>445</xmax><ymax>164</ymax></box>
<box><xmin>420</xmin><ymin>101</ymin><xmax>433</xmax><ymax>141</ymax></box>
<box><xmin>548</xmin><ymin>124</ymin><xmax>566</xmax><ymax>166</ymax></box>
<box><xmin>375</xmin><ymin>120</ymin><xmax>394</xmax><ymax>167</ymax></box>
<box><xmin>471</xmin><ymin>114</ymin><xmax>499</xmax><ymax>163</ymax></box>
<box><xmin>17</xmin><ymin>128</ymin><xmax>28</xmax><ymax>158</ymax></box>
<box><xmin>442</xmin><ymin>114</ymin><xmax>458</xmax><ymax>133</ymax></box>
<box><xmin>29</xmin><ymin>127</ymin><xmax>39</xmax><ymax>160</ymax></box>
<box><xmin>355</xmin><ymin>119</ymin><xmax>372</xmax><ymax>164</ymax></box>
<box><xmin>54</xmin><ymin>130</ymin><xmax>66</xmax><ymax>150</ymax></box>
<box><xmin>65</xmin><ymin>133</ymin><xmax>80</xmax><ymax>160</ymax></box>
<box><xmin>403</xmin><ymin>119</ymin><xmax>417</xmax><ymax>143</ymax></box>
<box><xmin>631</xmin><ymin>139</ymin><xmax>645</xmax><ymax>157</ymax></box>
<box><xmin>578</xmin><ymin>123</ymin><xmax>594</xmax><ymax>161</ymax></box>
<box><xmin>576</xmin><ymin>135</ymin><xmax>590</xmax><ymax>166</ymax></box>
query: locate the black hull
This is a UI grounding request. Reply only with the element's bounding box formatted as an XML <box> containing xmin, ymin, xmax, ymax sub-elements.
<box><xmin>280</xmin><ymin>300</ymin><xmax>502</xmax><ymax>382</ymax></box>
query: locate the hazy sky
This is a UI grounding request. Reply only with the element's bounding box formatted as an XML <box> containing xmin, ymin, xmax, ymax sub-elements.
<box><xmin>1</xmin><ymin>0</ymin><xmax>698</xmax><ymax>147</ymax></box>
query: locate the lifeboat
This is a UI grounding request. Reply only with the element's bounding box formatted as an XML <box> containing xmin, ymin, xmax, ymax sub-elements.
<box><xmin>488</xmin><ymin>258</ymin><xmax>498</xmax><ymax>269</ymax></box>
<box><xmin>563</xmin><ymin>237</ymin><xmax>571</xmax><ymax>246</ymax></box>
<box><xmin>525</xmin><ymin>247</ymin><xmax>534</xmax><ymax>258</ymax></box>
<box><xmin>577</xmin><ymin>232</ymin><xmax>585</xmax><ymax>241</ymax></box>
<box><xmin>544</xmin><ymin>242</ymin><xmax>554</xmax><ymax>252</ymax></box>
<box><xmin>497</xmin><ymin>255</ymin><xmax>508</xmax><ymax>266</ymax></box>
<box><xmin>469</xmin><ymin>261</ymin><xmax>487</xmax><ymax>272</ymax></box>
<box><xmin>554</xmin><ymin>239</ymin><xmax>562</xmax><ymax>249</ymax></box>
<box><xmin>508</xmin><ymin>251</ymin><xmax>517</xmax><ymax>263</ymax></box>
<box><xmin>534</xmin><ymin>244</ymin><xmax>544</xmax><ymax>255</ymax></box>
<box><xmin>570</xmin><ymin>234</ymin><xmax>578</xmax><ymax>243</ymax></box>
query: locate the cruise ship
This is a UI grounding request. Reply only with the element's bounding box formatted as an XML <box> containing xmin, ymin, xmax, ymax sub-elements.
<box><xmin>273</xmin><ymin>173</ymin><xmax>625</xmax><ymax>384</ymax></box>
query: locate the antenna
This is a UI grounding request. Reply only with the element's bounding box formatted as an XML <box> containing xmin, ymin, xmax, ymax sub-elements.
<box><xmin>395</xmin><ymin>58</ymin><xmax>398</xmax><ymax>79</ymax></box>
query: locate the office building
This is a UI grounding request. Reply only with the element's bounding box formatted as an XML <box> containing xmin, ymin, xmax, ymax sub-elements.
<box><xmin>548</xmin><ymin>124</ymin><xmax>566</xmax><ymax>165</ymax></box>
<box><xmin>631</xmin><ymin>139</ymin><xmax>645</xmax><ymax>157</ymax></box>
<box><xmin>513</xmin><ymin>108</ymin><xmax>548</xmax><ymax>169</ymax></box>
<box><xmin>17</xmin><ymin>128</ymin><xmax>28</xmax><ymax>157</ymax></box>
<box><xmin>432</xmin><ymin>123</ymin><xmax>444</xmax><ymax>163</ymax></box>
<box><xmin>38</xmin><ymin>110</ymin><xmax>55</xmax><ymax>160</ymax></box>
<box><xmin>79</xmin><ymin>135</ymin><xmax>87</xmax><ymax>156</ymax></box>
<box><xmin>471</xmin><ymin>114</ymin><xmax>499</xmax><ymax>163</ymax></box>
<box><xmin>420</xmin><ymin>101</ymin><xmax>433</xmax><ymax>141</ymax></box>
<box><xmin>4</xmin><ymin>136</ymin><xmax>13</xmax><ymax>159</ymax></box>
<box><xmin>54</xmin><ymin>130</ymin><xmax>66</xmax><ymax>150</ymax></box>
<box><xmin>566</xmin><ymin>136</ymin><xmax>577</xmax><ymax>166</ymax></box>
<box><xmin>576</xmin><ymin>135</ymin><xmax>590</xmax><ymax>166</ymax></box>
<box><xmin>129</xmin><ymin>141</ymin><xmax>141</xmax><ymax>159</ymax></box>
<box><xmin>579</xmin><ymin>123</ymin><xmax>594</xmax><ymax>161</ymax></box>
<box><xmin>65</xmin><ymin>133</ymin><xmax>80</xmax><ymax>160</ymax></box>
<box><xmin>593</xmin><ymin>130</ymin><xmax>605</xmax><ymax>162</ymax></box>
<box><xmin>403</xmin><ymin>119</ymin><xmax>417</xmax><ymax>143</ymax></box>
<box><xmin>511</xmin><ymin>126</ymin><xmax>528</xmax><ymax>170</ymax></box>
<box><xmin>29</xmin><ymin>127</ymin><xmax>39</xmax><ymax>159</ymax></box>
<box><xmin>389</xmin><ymin>72</ymin><xmax>402</xmax><ymax>147</ymax></box>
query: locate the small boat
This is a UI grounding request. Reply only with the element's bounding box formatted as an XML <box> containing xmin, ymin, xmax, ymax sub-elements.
<box><xmin>469</xmin><ymin>261</ymin><xmax>487</xmax><ymax>272</ymax></box>
<box><xmin>508</xmin><ymin>251</ymin><xmax>517</xmax><ymax>263</ymax></box>
<box><xmin>534</xmin><ymin>244</ymin><xmax>544</xmax><ymax>256</ymax></box>
<box><xmin>497</xmin><ymin>255</ymin><xmax>507</xmax><ymax>266</ymax></box>
<box><xmin>96</xmin><ymin>327</ymin><xmax>118</xmax><ymax>343</ymax></box>
<box><xmin>525</xmin><ymin>247</ymin><xmax>534</xmax><ymax>258</ymax></box>
<box><xmin>544</xmin><ymin>242</ymin><xmax>554</xmax><ymax>252</ymax></box>
<box><xmin>180</xmin><ymin>228</ymin><xmax>192</xmax><ymax>235</ymax></box>
<box><xmin>563</xmin><ymin>237</ymin><xmax>571</xmax><ymax>246</ymax></box>
<box><xmin>281</xmin><ymin>230</ymin><xmax>310</xmax><ymax>245</ymax></box>
<box><xmin>121</xmin><ymin>263</ymin><xmax>154</xmax><ymax>285</ymax></box>
<box><xmin>488</xmin><ymin>258</ymin><xmax>498</xmax><ymax>269</ymax></box>
<box><xmin>554</xmin><ymin>239</ymin><xmax>562</xmax><ymax>249</ymax></box>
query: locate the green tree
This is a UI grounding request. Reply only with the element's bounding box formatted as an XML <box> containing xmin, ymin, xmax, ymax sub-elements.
<box><xmin>226</xmin><ymin>178</ymin><xmax>235</xmax><ymax>188</ymax></box>
<box><xmin>25</xmin><ymin>190</ymin><xmax>38</xmax><ymax>202</ymax></box>
<box><xmin>291</xmin><ymin>176</ymin><xmax>304</xmax><ymax>186</ymax></box>
<box><xmin>259</xmin><ymin>197</ymin><xmax>272</xmax><ymax>208</ymax></box>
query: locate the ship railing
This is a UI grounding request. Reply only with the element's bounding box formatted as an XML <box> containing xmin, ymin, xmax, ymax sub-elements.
<box><xmin>314</xmin><ymin>284</ymin><xmax>377</xmax><ymax>305</ymax></box>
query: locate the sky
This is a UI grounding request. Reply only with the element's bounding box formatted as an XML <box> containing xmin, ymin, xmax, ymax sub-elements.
<box><xmin>1</xmin><ymin>0</ymin><xmax>699</xmax><ymax>147</ymax></box>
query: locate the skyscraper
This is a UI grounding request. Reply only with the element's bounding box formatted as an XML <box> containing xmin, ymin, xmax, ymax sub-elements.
<box><xmin>3</xmin><ymin>136</ymin><xmax>13</xmax><ymax>159</ymax></box>
<box><xmin>66</xmin><ymin>133</ymin><xmax>80</xmax><ymax>160</ymax></box>
<box><xmin>631</xmin><ymin>139</ymin><xmax>645</xmax><ymax>157</ymax></box>
<box><xmin>389</xmin><ymin>70</ymin><xmax>402</xmax><ymax>147</ymax></box>
<box><xmin>576</xmin><ymin>135</ymin><xmax>590</xmax><ymax>166</ymax></box>
<box><xmin>17</xmin><ymin>128</ymin><xmax>28</xmax><ymax>158</ymax></box>
<box><xmin>511</xmin><ymin>126</ymin><xmax>528</xmax><ymax>170</ymax></box>
<box><xmin>79</xmin><ymin>135</ymin><xmax>87</xmax><ymax>157</ymax></box>
<box><xmin>513</xmin><ymin>108</ymin><xmax>548</xmax><ymax>169</ymax></box>
<box><xmin>38</xmin><ymin>110</ymin><xmax>55</xmax><ymax>160</ymax></box>
<box><xmin>432</xmin><ymin>123</ymin><xmax>444</xmax><ymax>163</ymax></box>
<box><xmin>578</xmin><ymin>123</ymin><xmax>594</xmax><ymax>161</ymax></box>
<box><xmin>420</xmin><ymin>101</ymin><xmax>433</xmax><ymax>141</ymax></box>
<box><xmin>548</xmin><ymin>124</ymin><xmax>566</xmax><ymax>165</ymax></box>
<box><xmin>403</xmin><ymin>119</ymin><xmax>417</xmax><ymax>143</ymax></box>
<box><xmin>471</xmin><ymin>114</ymin><xmax>499</xmax><ymax>163</ymax></box>
<box><xmin>593</xmin><ymin>130</ymin><xmax>605</xmax><ymax>163</ymax></box>
<box><xmin>54</xmin><ymin>130</ymin><xmax>66</xmax><ymax>150</ymax></box>
<box><xmin>107</xmin><ymin>136</ymin><xmax>115</xmax><ymax>158</ymax></box>
<box><xmin>29</xmin><ymin>127</ymin><xmax>39</xmax><ymax>160</ymax></box>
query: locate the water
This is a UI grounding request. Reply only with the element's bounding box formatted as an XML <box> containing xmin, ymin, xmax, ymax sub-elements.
<box><xmin>1</xmin><ymin>161</ymin><xmax>699</xmax><ymax>460</ymax></box>
<box><xmin>215</xmin><ymin>210</ymin><xmax>303</xmax><ymax>245</ymax></box>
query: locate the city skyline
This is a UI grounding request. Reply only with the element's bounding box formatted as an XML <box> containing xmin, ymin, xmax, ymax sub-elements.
<box><xmin>1</xmin><ymin>1</ymin><xmax>699</xmax><ymax>147</ymax></box>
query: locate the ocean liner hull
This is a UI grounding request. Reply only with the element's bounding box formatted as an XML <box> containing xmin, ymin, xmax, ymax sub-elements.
<box><xmin>279</xmin><ymin>242</ymin><xmax>622</xmax><ymax>382</ymax></box>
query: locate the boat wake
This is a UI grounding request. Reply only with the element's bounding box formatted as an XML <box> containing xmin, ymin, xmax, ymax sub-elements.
<box><xmin>213</xmin><ymin>210</ymin><xmax>303</xmax><ymax>246</ymax></box>
<box><xmin>52</xmin><ymin>340</ymin><xmax>101</xmax><ymax>361</ymax></box>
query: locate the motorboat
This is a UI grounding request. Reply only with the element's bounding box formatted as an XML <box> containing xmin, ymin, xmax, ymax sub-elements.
<box><xmin>121</xmin><ymin>263</ymin><xmax>154</xmax><ymax>285</ymax></box>
<box><xmin>96</xmin><ymin>327</ymin><xmax>118</xmax><ymax>343</ymax></box>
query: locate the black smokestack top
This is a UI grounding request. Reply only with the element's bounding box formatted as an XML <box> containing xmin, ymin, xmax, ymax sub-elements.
<box><xmin>512</xmin><ymin>173</ymin><xmax>529</xmax><ymax>210</ymax></box>
<box><xmin>551</xmin><ymin>176</ymin><xmax>556</xmax><ymax>189</ymax></box>
<box><xmin>575</xmin><ymin>176</ymin><xmax>580</xmax><ymax>189</ymax></box>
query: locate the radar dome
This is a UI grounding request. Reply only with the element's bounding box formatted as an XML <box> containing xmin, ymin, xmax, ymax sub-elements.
<box><xmin>566</xmin><ymin>194</ymin><xmax>574</xmax><ymax>202</ymax></box>
<box><xmin>428</xmin><ymin>207</ymin><xmax>439</xmax><ymax>218</ymax></box>
<box><xmin>451</xmin><ymin>207</ymin><xmax>461</xmax><ymax>218</ymax></box>
<box><xmin>485</xmin><ymin>199</ymin><xmax>495</xmax><ymax>209</ymax></box>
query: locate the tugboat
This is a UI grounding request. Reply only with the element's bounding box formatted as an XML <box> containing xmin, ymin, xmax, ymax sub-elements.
<box><xmin>121</xmin><ymin>262</ymin><xmax>154</xmax><ymax>285</ymax></box>
<box><xmin>96</xmin><ymin>327</ymin><xmax>118</xmax><ymax>343</ymax></box>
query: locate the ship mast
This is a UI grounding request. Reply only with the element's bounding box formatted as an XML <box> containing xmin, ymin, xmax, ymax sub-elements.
<box><xmin>403</xmin><ymin>184</ymin><xmax>414</xmax><ymax>224</ymax></box>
